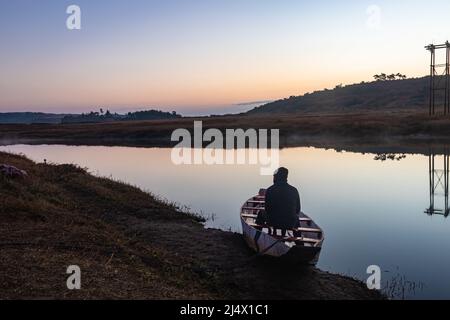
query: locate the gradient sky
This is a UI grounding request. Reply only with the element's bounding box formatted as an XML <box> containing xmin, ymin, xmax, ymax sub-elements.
<box><xmin>1</xmin><ymin>0</ymin><xmax>450</xmax><ymax>115</ymax></box>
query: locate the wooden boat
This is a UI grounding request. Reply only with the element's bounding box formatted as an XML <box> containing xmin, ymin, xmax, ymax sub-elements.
<box><xmin>240</xmin><ymin>189</ymin><xmax>324</xmax><ymax>265</ymax></box>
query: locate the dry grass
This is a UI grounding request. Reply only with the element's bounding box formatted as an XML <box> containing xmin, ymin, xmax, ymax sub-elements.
<box><xmin>1</xmin><ymin>111</ymin><xmax>449</xmax><ymax>150</ymax></box>
<box><xmin>0</xmin><ymin>152</ymin><xmax>210</xmax><ymax>299</ymax></box>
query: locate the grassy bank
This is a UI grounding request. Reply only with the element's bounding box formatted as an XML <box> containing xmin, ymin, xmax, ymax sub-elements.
<box><xmin>1</xmin><ymin>111</ymin><xmax>450</xmax><ymax>152</ymax></box>
<box><xmin>0</xmin><ymin>152</ymin><xmax>383</xmax><ymax>300</ymax></box>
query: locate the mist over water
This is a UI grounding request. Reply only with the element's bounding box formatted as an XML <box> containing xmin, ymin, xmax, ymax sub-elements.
<box><xmin>2</xmin><ymin>144</ymin><xmax>450</xmax><ymax>299</ymax></box>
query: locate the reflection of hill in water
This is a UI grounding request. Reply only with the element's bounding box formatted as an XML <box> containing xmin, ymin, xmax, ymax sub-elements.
<box><xmin>373</xmin><ymin>153</ymin><xmax>407</xmax><ymax>162</ymax></box>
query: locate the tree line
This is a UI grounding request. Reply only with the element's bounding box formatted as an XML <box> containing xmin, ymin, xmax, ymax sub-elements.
<box><xmin>62</xmin><ymin>109</ymin><xmax>181</xmax><ymax>124</ymax></box>
<box><xmin>373</xmin><ymin>73</ymin><xmax>407</xmax><ymax>81</ymax></box>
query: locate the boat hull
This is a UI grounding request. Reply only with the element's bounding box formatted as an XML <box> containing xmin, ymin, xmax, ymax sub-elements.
<box><xmin>240</xmin><ymin>191</ymin><xmax>324</xmax><ymax>265</ymax></box>
<box><xmin>241</xmin><ymin>218</ymin><xmax>322</xmax><ymax>265</ymax></box>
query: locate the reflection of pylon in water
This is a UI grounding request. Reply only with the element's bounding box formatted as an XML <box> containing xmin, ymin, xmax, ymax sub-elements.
<box><xmin>425</xmin><ymin>152</ymin><xmax>450</xmax><ymax>217</ymax></box>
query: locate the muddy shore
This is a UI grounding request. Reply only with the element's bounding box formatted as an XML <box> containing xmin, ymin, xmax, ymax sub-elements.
<box><xmin>0</xmin><ymin>152</ymin><xmax>383</xmax><ymax>300</ymax></box>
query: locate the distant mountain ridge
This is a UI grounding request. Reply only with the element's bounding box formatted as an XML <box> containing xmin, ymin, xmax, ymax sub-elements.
<box><xmin>0</xmin><ymin>112</ymin><xmax>72</xmax><ymax>124</ymax></box>
<box><xmin>247</xmin><ymin>77</ymin><xmax>431</xmax><ymax>115</ymax></box>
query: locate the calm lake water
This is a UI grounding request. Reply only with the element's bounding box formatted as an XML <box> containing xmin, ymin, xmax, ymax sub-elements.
<box><xmin>2</xmin><ymin>144</ymin><xmax>450</xmax><ymax>299</ymax></box>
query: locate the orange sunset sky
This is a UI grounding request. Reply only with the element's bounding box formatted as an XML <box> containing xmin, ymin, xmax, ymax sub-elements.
<box><xmin>1</xmin><ymin>0</ymin><xmax>450</xmax><ymax>115</ymax></box>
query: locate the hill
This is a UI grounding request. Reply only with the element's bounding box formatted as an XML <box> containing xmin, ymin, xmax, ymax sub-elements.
<box><xmin>248</xmin><ymin>77</ymin><xmax>430</xmax><ymax>115</ymax></box>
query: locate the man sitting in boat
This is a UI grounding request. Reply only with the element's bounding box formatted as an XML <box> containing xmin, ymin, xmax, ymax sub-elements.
<box><xmin>264</xmin><ymin>167</ymin><xmax>301</xmax><ymax>235</ymax></box>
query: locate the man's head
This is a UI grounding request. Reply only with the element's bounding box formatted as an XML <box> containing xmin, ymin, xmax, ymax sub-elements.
<box><xmin>273</xmin><ymin>167</ymin><xmax>289</xmax><ymax>184</ymax></box>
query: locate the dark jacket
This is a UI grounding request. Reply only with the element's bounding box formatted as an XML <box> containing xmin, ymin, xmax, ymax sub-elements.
<box><xmin>265</xmin><ymin>181</ymin><xmax>301</xmax><ymax>229</ymax></box>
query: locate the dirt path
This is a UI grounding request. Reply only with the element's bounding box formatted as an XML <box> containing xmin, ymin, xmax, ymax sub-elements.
<box><xmin>115</xmin><ymin>214</ymin><xmax>383</xmax><ymax>300</ymax></box>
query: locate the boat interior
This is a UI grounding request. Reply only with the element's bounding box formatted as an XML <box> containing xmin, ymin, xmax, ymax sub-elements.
<box><xmin>241</xmin><ymin>194</ymin><xmax>324</xmax><ymax>247</ymax></box>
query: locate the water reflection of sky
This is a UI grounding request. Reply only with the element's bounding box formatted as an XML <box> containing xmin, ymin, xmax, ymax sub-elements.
<box><xmin>2</xmin><ymin>144</ymin><xmax>450</xmax><ymax>299</ymax></box>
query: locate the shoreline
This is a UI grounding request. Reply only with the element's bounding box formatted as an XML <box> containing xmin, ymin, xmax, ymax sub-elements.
<box><xmin>0</xmin><ymin>151</ymin><xmax>384</xmax><ymax>300</ymax></box>
<box><xmin>1</xmin><ymin>135</ymin><xmax>449</xmax><ymax>156</ymax></box>
<box><xmin>2</xmin><ymin>111</ymin><xmax>450</xmax><ymax>155</ymax></box>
